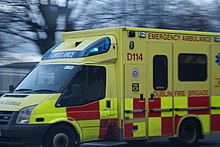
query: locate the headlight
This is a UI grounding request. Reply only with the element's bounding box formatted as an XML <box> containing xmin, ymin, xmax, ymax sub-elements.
<box><xmin>16</xmin><ymin>105</ymin><xmax>36</xmax><ymax>124</ymax></box>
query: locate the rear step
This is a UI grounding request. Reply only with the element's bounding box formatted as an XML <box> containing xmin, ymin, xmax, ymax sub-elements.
<box><xmin>81</xmin><ymin>141</ymin><xmax>128</xmax><ymax>147</ymax></box>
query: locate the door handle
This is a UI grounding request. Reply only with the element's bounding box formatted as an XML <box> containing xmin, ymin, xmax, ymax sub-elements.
<box><xmin>140</xmin><ymin>94</ymin><xmax>144</xmax><ymax>101</ymax></box>
<box><xmin>150</xmin><ymin>93</ymin><xmax>154</xmax><ymax>101</ymax></box>
<box><xmin>106</xmin><ymin>100</ymin><xmax>111</xmax><ymax>109</ymax></box>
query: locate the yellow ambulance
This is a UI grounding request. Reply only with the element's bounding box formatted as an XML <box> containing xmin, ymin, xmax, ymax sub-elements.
<box><xmin>0</xmin><ymin>27</ymin><xmax>220</xmax><ymax>147</ymax></box>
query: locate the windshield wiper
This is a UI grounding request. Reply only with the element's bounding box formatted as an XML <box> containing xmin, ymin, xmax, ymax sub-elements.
<box><xmin>15</xmin><ymin>89</ymin><xmax>33</xmax><ymax>91</ymax></box>
<box><xmin>32</xmin><ymin>89</ymin><xmax>57</xmax><ymax>93</ymax></box>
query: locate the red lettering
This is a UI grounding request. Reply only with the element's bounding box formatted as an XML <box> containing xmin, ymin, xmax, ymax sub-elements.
<box><xmin>153</xmin><ymin>91</ymin><xmax>172</xmax><ymax>97</ymax></box>
<box><xmin>174</xmin><ymin>90</ymin><xmax>186</xmax><ymax>96</ymax></box>
<box><xmin>138</xmin><ymin>53</ymin><xmax>143</xmax><ymax>61</ymax></box>
<box><xmin>127</xmin><ymin>53</ymin><xmax>143</xmax><ymax>61</ymax></box>
<box><xmin>188</xmin><ymin>90</ymin><xmax>209</xmax><ymax>96</ymax></box>
<box><xmin>127</xmin><ymin>53</ymin><xmax>132</xmax><ymax>60</ymax></box>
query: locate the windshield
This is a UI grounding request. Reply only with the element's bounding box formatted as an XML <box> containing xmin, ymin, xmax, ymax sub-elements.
<box><xmin>15</xmin><ymin>64</ymin><xmax>79</xmax><ymax>93</ymax></box>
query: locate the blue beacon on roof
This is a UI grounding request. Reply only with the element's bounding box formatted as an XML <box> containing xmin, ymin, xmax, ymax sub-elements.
<box><xmin>216</xmin><ymin>53</ymin><xmax>220</xmax><ymax>66</ymax></box>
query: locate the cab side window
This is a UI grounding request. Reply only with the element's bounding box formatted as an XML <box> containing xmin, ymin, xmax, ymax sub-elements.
<box><xmin>86</xmin><ymin>66</ymin><xmax>106</xmax><ymax>100</ymax></box>
<box><xmin>59</xmin><ymin>66</ymin><xmax>106</xmax><ymax>106</ymax></box>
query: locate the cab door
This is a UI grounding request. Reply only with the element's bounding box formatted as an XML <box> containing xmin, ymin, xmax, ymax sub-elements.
<box><xmin>124</xmin><ymin>64</ymin><xmax>148</xmax><ymax>140</ymax></box>
<box><xmin>147</xmin><ymin>42</ymin><xmax>173</xmax><ymax>137</ymax></box>
<box><xmin>64</xmin><ymin>65</ymin><xmax>111</xmax><ymax>141</ymax></box>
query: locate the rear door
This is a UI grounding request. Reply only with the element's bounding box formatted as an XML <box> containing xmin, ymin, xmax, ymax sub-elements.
<box><xmin>147</xmin><ymin>42</ymin><xmax>174</xmax><ymax>137</ymax></box>
<box><xmin>210</xmin><ymin>45</ymin><xmax>220</xmax><ymax>132</ymax></box>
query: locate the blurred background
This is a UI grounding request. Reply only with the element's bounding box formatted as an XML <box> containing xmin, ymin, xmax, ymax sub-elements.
<box><xmin>1</xmin><ymin>0</ymin><xmax>220</xmax><ymax>94</ymax></box>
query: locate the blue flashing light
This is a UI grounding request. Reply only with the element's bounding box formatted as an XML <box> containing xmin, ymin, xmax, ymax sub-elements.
<box><xmin>91</xmin><ymin>48</ymin><xmax>99</xmax><ymax>53</ymax></box>
<box><xmin>42</xmin><ymin>37</ymin><xmax>111</xmax><ymax>60</ymax></box>
<box><xmin>216</xmin><ymin>53</ymin><xmax>220</xmax><ymax>66</ymax></box>
<box><xmin>128</xmin><ymin>31</ymin><xmax>135</xmax><ymax>37</ymax></box>
<box><xmin>78</xmin><ymin>37</ymin><xmax>111</xmax><ymax>57</ymax></box>
<box><xmin>214</xmin><ymin>36</ymin><xmax>220</xmax><ymax>42</ymax></box>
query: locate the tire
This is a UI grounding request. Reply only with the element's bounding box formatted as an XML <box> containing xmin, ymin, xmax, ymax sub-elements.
<box><xmin>128</xmin><ymin>140</ymin><xmax>146</xmax><ymax>146</ymax></box>
<box><xmin>42</xmin><ymin>124</ymin><xmax>78</xmax><ymax>147</ymax></box>
<box><xmin>177</xmin><ymin>119</ymin><xmax>199</xmax><ymax>147</ymax></box>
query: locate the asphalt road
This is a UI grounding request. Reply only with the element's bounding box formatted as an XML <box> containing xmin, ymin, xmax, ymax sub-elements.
<box><xmin>0</xmin><ymin>134</ymin><xmax>219</xmax><ymax>147</ymax></box>
<box><xmin>135</xmin><ymin>134</ymin><xmax>220</xmax><ymax>147</ymax></box>
<box><xmin>81</xmin><ymin>134</ymin><xmax>220</xmax><ymax>147</ymax></box>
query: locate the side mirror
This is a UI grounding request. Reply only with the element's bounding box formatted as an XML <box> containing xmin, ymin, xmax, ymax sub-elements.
<box><xmin>9</xmin><ymin>85</ymin><xmax>14</xmax><ymax>93</ymax></box>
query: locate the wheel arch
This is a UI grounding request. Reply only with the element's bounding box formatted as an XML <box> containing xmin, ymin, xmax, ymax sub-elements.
<box><xmin>43</xmin><ymin>121</ymin><xmax>82</xmax><ymax>144</ymax></box>
<box><xmin>176</xmin><ymin>115</ymin><xmax>203</xmax><ymax>138</ymax></box>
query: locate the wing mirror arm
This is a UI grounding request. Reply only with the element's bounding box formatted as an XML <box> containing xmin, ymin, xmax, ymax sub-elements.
<box><xmin>9</xmin><ymin>85</ymin><xmax>14</xmax><ymax>93</ymax></box>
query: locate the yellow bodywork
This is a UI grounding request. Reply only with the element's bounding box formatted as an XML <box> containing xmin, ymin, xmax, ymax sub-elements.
<box><xmin>1</xmin><ymin>27</ymin><xmax>220</xmax><ymax>143</ymax></box>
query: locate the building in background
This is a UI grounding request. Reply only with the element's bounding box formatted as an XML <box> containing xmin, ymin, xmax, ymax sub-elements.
<box><xmin>0</xmin><ymin>62</ymin><xmax>38</xmax><ymax>96</ymax></box>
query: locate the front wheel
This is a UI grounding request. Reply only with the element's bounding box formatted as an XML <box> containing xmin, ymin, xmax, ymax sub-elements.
<box><xmin>177</xmin><ymin>119</ymin><xmax>199</xmax><ymax>147</ymax></box>
<box><xmin>43</xmin><ymin>124</ymin><xmax>78</xmax><ymax>147</ymax></box>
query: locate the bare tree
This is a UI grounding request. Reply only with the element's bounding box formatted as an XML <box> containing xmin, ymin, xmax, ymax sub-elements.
<box><xmin>210</xmin><ymin>0</ymin><xmax>220</xmax><ymax>32</ymax></box>
<box><xmin>0</xmin><ymin>0</ymin><xmax>218</xmax><ymax>58</ymax></box>
<box><xmin>0</xmin><ymin>0</ymin><xmax>91</xmax><ymax>55</ymax></box>
<box><xmin>0</xmin><ymin>34</ymin><xmax>4</xmax><ymax>58</ymax></box>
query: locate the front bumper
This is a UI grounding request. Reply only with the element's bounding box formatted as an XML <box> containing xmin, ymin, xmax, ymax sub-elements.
<box><xmin>0</xmin><ymin>124</ymin><xmax>50</xmax><ymax>146</ymax></box>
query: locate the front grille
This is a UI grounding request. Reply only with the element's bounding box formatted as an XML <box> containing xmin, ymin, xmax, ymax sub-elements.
<box><xmin>0</xmin><ymin>136</ymin><xmax>26</xmax><ymax>146</ymax></box>
<box><xmin>0</xmin><ymin>111</ymin><xmax>13</xmax><ymax>126</ymax></box>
